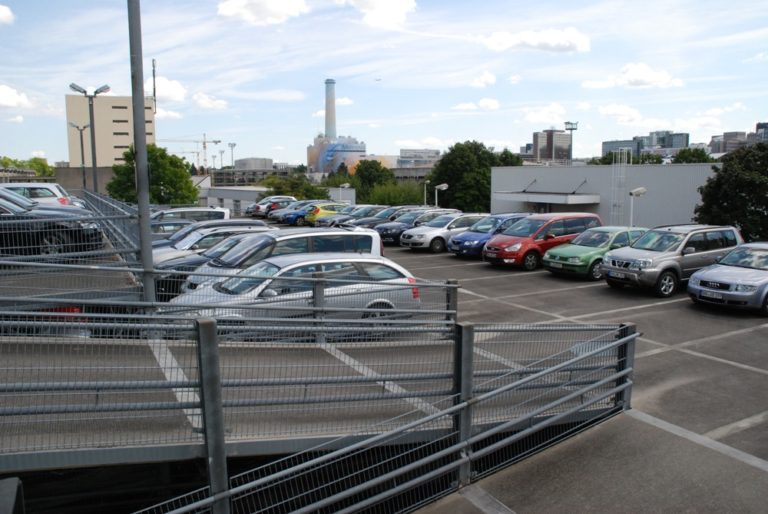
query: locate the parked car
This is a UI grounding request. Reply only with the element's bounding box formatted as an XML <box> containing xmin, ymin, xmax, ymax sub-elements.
<box><xmin>601</xmin><ymin>224</ymin><xmax>743</xmax><ymax>297</ymax></box>
<box><xmin>483</xmin><ymin>213</ymin><xmax>603</xmax><ymax>270</ymax></box>
<box><xmin>152</xmin><ymin>219</ymin><xmax>268</xmax><ymax>249</ymax></box>
<box><xmin>247</xmin><ymin>195</ymin><xmax>297</xmax><ymax>218</ymax></box>
<box><xmin>150</xmin><ymin>219</ymin><xmax>195</xmax><ymax>240</ymax></box>
<box><xmin>400</xmin><ymin>213</ymin><xmax>488</xmax><ymax>253</ymax></box>
<box><xmin>314</xmin><ymin>205</ymin><xmax>387</xmax><ymax>227</ymax></box>
<box><xmin>0</xmin><ymin>186</ymin><xmax>94</xmax><ymax>217</ymax></box>
<box><xmin>279</xmin><ymin>203</ymin><xmax>318</xmax><ymax>226</ymax></box>
<box><xmin>2</xmin><ymin>182</ymin><xmax>84</xmax><ymax>210</ymax></box>
<box><xmin>543</xmin><ymin>226</ymin><xmax>647</xmax><ymax>280</ymax></box>
<box><xmin>305</xmin><ymin>202</ymin><xmax>348</xmax><ymax>226</ymax></box>
<box><xmin>182</xmin><ymin>226</ymin><xmax>384</xmax><ymax>292</ymax></box>
<box><xmin>688</xmin><ymin>242</ymin><xmax>768</xmax><ymax>315</ymax></box>
<box><xmin>168</xmin><ymin>253</ymin><xmax>421</xmax><ymax>328</ymax></box>
<box><xmin>348</xmin><ymin>205</ymin><xmax>422</xmax><ymax>229</ymax></box>
<box><xmin>267</xmin><ymin>199</ymin><xmax>324</xmax><ymax>222</ymax></box>
<box><xmin>448</xmin><ymin>213</ymin><xmax>531</xmax><ymax>258</ymax></box>
<box><xmin>150</xmin><ymin>206</ymin><xmax>230</xmax><ymax>222</ymax></box>
<box><xmin>152</xmin><ymin>224</ymin><xmax>275</xmax><ymax>265</ymax></box>
<box><xmin>375</xmin><ymin>209</ymin><xmax>460</xmax><ymax>246</ymax></box>
<box><xmin>0</xmin><ymin>197</ymin><xmax>103</xmax><ymax>256</ymax></box>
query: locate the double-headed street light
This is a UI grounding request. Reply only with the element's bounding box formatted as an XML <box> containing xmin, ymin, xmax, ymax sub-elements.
<box><xmin>69</xmin><ymin>122</ymin><xmax>90</xmax><ymax>190</ymax></box>
<box><xmin>228</xmin><ymin>142</ymin><xmax>237</xmax><ymax>168</ymax></box>
<box><xmin>69</xmin><ymin>82</ymin><xmax>110</xmax><ymax>192</ymax></box>
<box><xmin>434</xmin><ymin>183</ymin><xmax>448</xmax><ymax>207</ymax></box>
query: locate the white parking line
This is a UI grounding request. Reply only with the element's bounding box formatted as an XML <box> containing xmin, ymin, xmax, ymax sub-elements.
<box><xmin>148</xmin><ymin>340</ymin><xmax>202</xmax><ymax>431</ymax></box>
<box><xmin>705</xmin><ymin>410</ymin><xmax>768</xmax><ymax>441</ymax></box>
<box><xmin>459</xmin><ymin>485</ymin><xmax>517</xmax><ymax>514</ymax></box>
<box><xmin>409</xmin><ymin>261</ymin><xmax>489</xmax><ymax>271</ymax></box>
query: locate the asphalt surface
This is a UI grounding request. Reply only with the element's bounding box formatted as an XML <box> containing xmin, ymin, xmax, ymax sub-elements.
<box><xmin>380</xmin><ymin>245</ymin><xmax>768</xmax><ymax>514</ymax></box>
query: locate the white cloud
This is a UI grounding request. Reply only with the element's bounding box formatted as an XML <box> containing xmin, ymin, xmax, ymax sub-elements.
<box><xmin>702</xmin><ymin>102</ymin><xmax>746</xmax><ymax>116</ymax></box>
<box><xmin>394</xmin><ymin>136</ymin><xmax>454</xmax><ymax>150</ymax></box>
<box><xmin>452</xmin><ymin>102</ymin><xmax>477</xmax><ymax>111</ymax></box>
<box><xmin>155</xmin><ymin>108</ymin><xmax>183</xmax><ymax>119</ymax></box>
<box><xmin>582</xmin><ymin>62</ymin><xmax>683</xmax><ymax>89</ymax></box>
<box><xmin>576</xmin><ymin>101</ymin><xmax>591</xmax><ymax>111</ymax></box>
<box><xmin>477</xmin><ymin>28</ymin><xmax>590</xmax><ymax>53</ymax></box>
<box><xmin>273</xmin><ymin>145</ymin><xmax>285</xmax><ymax>150</ymax></box>
<box><xmin>312</xmin><ymin>109</ymin><xmax>325</xmax><ymax>118</ymax></box>
<box><xmin>0</xmin><ymin>85</ymin><xmax>32</xmax><ymax>108</ymax></box>
<box><xmin>193</xmin><ymin>92</ymin><xmax>228</xmax><ymax>110</ymax></box>
<box><xmin>218</xmin><ymin>0</ymin><xmax>309</xmax><ymax>26</ymax></box>
<box><xmin>149</xmin><ymin>76</ymin><xmax>187</xmax><ymax>102</ymax></box>
<box><xmin>508</xmin><ymin>74</ymin><xmax>521</xmax><ymax>85</ymax></box>
<box><xmin>336</xmin><ymin>0</ymin><xmax>416</xmax><ymax>29</ymax></box>
<box><xmin>598</xmin><ymin>103</ymin><xmax>669</xmax><ymax>128</ymax></box>
<box><xmin>471</xmin><ymin>70</ymin><xmax>496</xmax><ymax>88</ymax></box>
<box><xmin>368</xmin><ymin>123</ymin><xmax>381</xmax><ymax>128</ymax></box>
<box><xmin>31</xmin><ymin>150</ymin><xmax>46</xmax><ymax>158</ymax></box>
<box><xmin>477</xmin><ymin>98</ymin><xmax>500</xmax><ymax>110</ymax></box>
<box><xmin>6</xmin><ymin>114</ymin><xmax>23</xmax><ymax>123</ymax></box>
<box><xmin>522</xmin><ymin>102</ymin><xmax>566</xmax><ymax>124</ymax></box>
<box><xmin>336</xmin><ymin>96</ymin><xmax>354</xmax><ymax>106</ymax></box>
<box><xmin>744</xmin><ymin>51</ymin><xmax>768</xmax><ymax>63</ymax></box>
<box><xmin>233</xmin><ymin>89</ymin><xmax>305</xmax><ymax>101</ymax></box>
<box><xmin>0</xmin><ymin>4</ymin><xmax>13</xmax><ymax>24</ymax></box>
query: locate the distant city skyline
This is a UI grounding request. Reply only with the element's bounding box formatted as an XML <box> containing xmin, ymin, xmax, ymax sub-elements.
<box><xmin>0</xmin><ymin>1</ymin><xmax>766</xmax><ymax>165</ymax></box>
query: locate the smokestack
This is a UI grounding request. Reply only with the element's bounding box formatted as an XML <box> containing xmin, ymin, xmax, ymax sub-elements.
<box><xmin>325</xmin><ymin>78</ymin><xmax>336</xmax><ymax>140</ymax></box>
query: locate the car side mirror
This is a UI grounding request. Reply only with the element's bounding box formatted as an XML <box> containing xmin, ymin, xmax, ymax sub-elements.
<box><xmin>682</xmin><ymin>246</ymin><xmax>696</xmax><ymax>255</ymax></box>
<box><xmin>260</xmin><ymin>288</ymin><xmax>279</xmax><ymax>298</ymax></box>
<box><xmin>610</xmin><ymin>243</ymin><xmax>622</xmax><ymax>249</ymax></box>
<box><xmin>544</xmin><ymin>233</ymin><xmax>555</xmax><ymax>240</ymax></box>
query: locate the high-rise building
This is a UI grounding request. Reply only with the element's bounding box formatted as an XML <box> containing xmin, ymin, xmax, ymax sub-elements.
<box><xmin>65</xmin><ymin>95</ymin><xmax>155</xmax><ymax>166</ymax></box>
<box><xmin>601</xmin><ymin>130</ymin><xmax>689</xmax><ymax>157</ymax></box>
<box><xmin>532</xmin><ymin>129</ymin><xmax>572</xmax><ymax>163</ymax></box>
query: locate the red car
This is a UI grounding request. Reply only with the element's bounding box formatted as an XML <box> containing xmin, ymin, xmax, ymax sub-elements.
<box><xmin>482</xmin><ymin>212</ymin><xmax>602</xmax><ymax>270</ymax></box>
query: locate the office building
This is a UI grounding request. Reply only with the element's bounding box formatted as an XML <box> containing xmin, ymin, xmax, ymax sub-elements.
<box><xmin>532</xmin><ymin>129</ymin><xmax>572</xmax><ymax>163</ymax></box>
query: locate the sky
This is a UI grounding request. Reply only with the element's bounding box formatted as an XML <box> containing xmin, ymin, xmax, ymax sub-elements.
<box><xmin>0</xmin><ymin>0</ymin><xmax>766</xmax><ymax>166</ymax></box>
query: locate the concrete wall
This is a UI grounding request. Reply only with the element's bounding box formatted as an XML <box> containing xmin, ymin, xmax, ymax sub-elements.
<box><xmin>491</xmin><ymin>163</ymin><xmax>717</xmax><ymax>228</ymax></box>
<box><xmin>55</xmin><ymin>166</ymin><xmax>114</xmax><ymax>195</ymax></box>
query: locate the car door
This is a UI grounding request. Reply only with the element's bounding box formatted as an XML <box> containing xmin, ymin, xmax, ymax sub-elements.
<box><xmin>679</xmin><ymin>232</ymin><xmax>710</xmax><ymax>278</ymax></box>
<box><xmin>536</xmin><ymin>220</ymin><xmax>568</xmax><ymax>253</ymax></box>
<box><xmin>255</xmin><ymin>263</ymin><xmax>320</xmax><ymax>319</ymax></box>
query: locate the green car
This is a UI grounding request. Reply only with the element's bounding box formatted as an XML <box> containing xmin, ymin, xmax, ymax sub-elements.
<box><xmin>543</xmin><ymin>226</ymin><xmax>647</xmax><ymax>280</ymax></box>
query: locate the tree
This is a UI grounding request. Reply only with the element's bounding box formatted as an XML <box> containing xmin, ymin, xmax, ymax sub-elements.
<box><xmin>673</xmin><ymin>148</ymin><xmax>713</xmax><ymax>164</ymax></box>
<box><xmin>694</xmin><ymin>142</ymin><xmax>768</xmax><ymax>241</ymax></box>
<box><xmin>427</xmin><ymin>141</ymin><xmax>497</xmax><ymax>211</ymax></box>
<box><xmin>368</xmin><ymin>181</ymin><xmax>422</xmax><ymax>205</ymax></box>
<box><xmin>353</xmin><ymin>160</ymin><xmax>395</xmax><ymax>202</ymax></box>
<box><xmin>497</xmin><ymin>148</ymin><xmax>523</xmax><ymax>166</ymax></box>
<box><xmin>0</xmin><ymin>155</ymin><xmax>54</xmax><ymax>176</ymax></box>
<box><xmin>260</xmin><ymin>172</ymin><xmax>329</xmax><ymax>200</ymax></box>
<box><xmin>107</xmin><ymin>144</ymin><xmax>199</xmax><ymax>205</ymax></box>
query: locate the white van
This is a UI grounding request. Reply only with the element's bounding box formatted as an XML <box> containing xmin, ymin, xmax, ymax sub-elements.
<box><xmin>150</xmin><ymin>206</ymin><xmax>230</xmax><ymax>222</ymax></box>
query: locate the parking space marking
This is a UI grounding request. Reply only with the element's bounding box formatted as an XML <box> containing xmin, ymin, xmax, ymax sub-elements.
<box><xmin>454</xmin><ymin>271</ymin><xmax>549</xmax><ymax>282</ymax></box>
<box><xmin>627</xmin><ymin>410</ymin><xmax>768</xmax><ymax>473</ymax></box>
<box><xmin>408</xmin><ymin>261</ymin><xmax>489</xmax><ymax>271</ymax></box>
<box><xmin>148</xmin><ymin>340</ymin><xmax>202</xmax><ymax>431</ymax></box>
<box><xmin>569</xmin><ymin>297</ymin><xmax>690</xmax><ymax>320</ymax></box>
<box><xmin>319</xmin><ymin>342</ymin><xmax>441</xmax><ymax>416</ymax></box>
<box><xmin>705</xmin><ymin>410</ymin><xmax>768</xmax><ymax>441</ymax></box>
<box><xmin>459</xmin><ymin>484</ymin><xmax>517</xmax><ymax>514</ymax></box>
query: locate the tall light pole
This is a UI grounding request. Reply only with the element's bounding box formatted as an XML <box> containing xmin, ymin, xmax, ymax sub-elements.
<box><xmin>434</xmin><ymin>183</ymin><xmax>448</xmax><ymax>207</ymax></box>
<box><xmin>219</xmin><ymin>149</ymin><xmax>225</xmax><ymax>169</ymax></box>
<box><xmin>69</xmin><ymin>82</ymin><xmax>110</xmax><ymax>193</ymax></box>
<box><xmin>423</xmin><ymin>179</ymin><xmax>430</xmax><ymax>206</ymax></box>
<box><xmin>565</xmin><ymin>121</ymin><xmax>578</xmax><ymax>164</ymax></box>
<box><xmin>228</xmin><ymin>142</ymin><xmax>236</xmax><ymax>168</ymax></box>
<box><xmin>629</xmin><ymin>187</ymin><xmax>647</xmax><ymax>227</ymax></box>
<box><xmin>339</xmin><ymin>182</ymin><xmax>350</xmax><ymax>203</ymax></box>
<box><xmin>69</xmin><ymin>122</ymin><xmax>90</xmax><ymax>190</ymax></box>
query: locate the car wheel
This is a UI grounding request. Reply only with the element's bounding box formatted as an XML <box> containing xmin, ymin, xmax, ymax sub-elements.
<box><xmin>429</xmin><ymin>238</ymin><xmax>446</xmax><ymax>253</ymax></box>
<box><xmin>654</xmin><ymin>271</ymin><xmax>678</xmax><ymax>298</ymax></box>
<box><xmin>362</xmin><ymin>303</ymin><xmax>395</xmax><ymax>335</ymax></box>
<box><xmin>606</xmin><ymin>279</ymin><xmax>624</xmax><ymax>289</ymax></box>
<box><xmin>760</xmin><ymin>295</ymin><xmax>768</xmax><ymax>317</ymax></box>
<box><xmin>588</xmin><ymin>260</ymin><xmax>603</xmax><ymax>281</ymax></box>
<box><xmin>39</xmin><ymin>231</ymin><xmax>69</xmax><ymax>255</ymax></box>
<box><xmin>522</xmin><ymin>252</ymin><xmax>540</xmax><ymax>271</ymax></box>
<box><xmin>296</xmin><ymin>216</ymin><xmax>306</xmax><ymax>226</ymax></box>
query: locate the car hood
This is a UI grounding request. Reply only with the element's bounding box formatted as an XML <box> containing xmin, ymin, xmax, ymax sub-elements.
<box><xmin>486</xmin><ymin>235</ymin><xmax>530</xmax><ymax>247</ymax></box>
<box><xmin>546</xmin><ymin>244</ymin><xmax>604</xmax><ymax>259</ymax></box>
<box><xmin>693</xmin><ymin>264</ymin><xmax>768</xmax><ymax>284</ymax></box>
<box><xmin>155</xmin><ymin>253</ymin><xmax>210</xmax><ymax>271</ymax></box>
<box><xmin>605</xmin><ymin>247</ymin><xmax>662</xmax><ymax>261</ymax></box>
<box><xmin>168</xmin><ymin>285</ymin><xmax>234</xmax><ymax>308</ymax></box>
<box><xmin>186</xmin><ymin>262</ymin><xmax>237</xmax><ymax>285</ymax></box>
<box><xmin>377</xmin><ymin>222</ymin><xmax>409</xmax><ymax>230</ymax></box>
<box><xmin>451</xmin><ymin>230</ymin><xmax>491</xmax><ymax>242</ymax></box>
<box><xmin>153</xmin><ymin>248</ymin><xmax>199</xmax><ymax>265</ymax></box>
<box><xmin>404</xmin><ymin>225</ymin><xmax>448</xmax><ymax>236</ymax></box>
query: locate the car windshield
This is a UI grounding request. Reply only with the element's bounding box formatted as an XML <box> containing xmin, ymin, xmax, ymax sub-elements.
<box><xmin>167</xmin><ymin>224</ymin><xmax>200</xmax><ymax>242</ymax></box>
<box><xmin>339</xmin><ymin>205</ymin><xmax>357</xmax><ymax>214</ymax></box>
<box><xmin>424</xmin><ymin>215</ymin><xmax>456</xmax><ymax>228</ymax></box>
<box><xmin>631</xmin><ymin>230</ymin><xmax>684</xmax><ymax>252</ymax></box>
<box><xmin>394</xmin><ymin>211</ymin><xmax>424</xmax><ymax>224</ymax></box>
<box><xmin>215</xmin><ymin>261</ymin><xmax>281</xmax><ymax>295</ymax></box>
<box><xmin>1</xmin><ymin>188</ymin><xmax>36</xmax><ymax>208</ymax></box>
<box><xmin>571</xmin><ymin>230</ymin><xmax>611</xmax><ymax>248</ymax></box>
<box><xmin>469</xmin><ymin>216</ymin><xmax>502</xmax><ymax>233</ymax></box>
<box><xmin>201</xmin><ymin>236</ymin><xmax>244</xmax><ymax>259</ymax></box>
<box><xmin>719</xmin><ymin>247</ymin><xmax>768</xmax><ymax>270</ymax></box>
<box><xmin>0</xmin><ymin>197</ymin><xmax>29</xmax><ymax>214</ymax></box>
<box><xmin>350</xmin><ymin>206</ymin><xmax>377</xmax><ymax>217</ymax></box>
<box><xmin>213</xmin><ymin>236</ymin><xmax>272</xmax><ymax>266</ymax></box>
<box><xmin>173</xmin><ymin>230</ymin><xmax>204</xmax><ymax>250</ymax></box>
<box><xmin>502</xmin><ymin>218</ymin><xmax>546</xmax><ymax>237</ymax></box>
<box><xmin>373</xmin><ymin>207</ymin><xmax>399</xmax><ymax>219</ymax></box>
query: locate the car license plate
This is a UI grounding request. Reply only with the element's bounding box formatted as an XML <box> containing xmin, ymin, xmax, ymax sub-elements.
<box><xmin>609</xmin><ymin>271</ymin><xmax>625</xmax><ymax>279</ymax></box>
<box><xmin>549</xmin><ymin>262</ymin><xmax>563</xmax><ymax>269</ymax></box>
<box><xmin>485</xmin><ymin>252</ymin><xmax>496</xmax><ymax>258</ymax></box>
<box><xmin>701</xmin><ymin>290</ymin><xmax>723</xmax><ymax>300</ymax></box>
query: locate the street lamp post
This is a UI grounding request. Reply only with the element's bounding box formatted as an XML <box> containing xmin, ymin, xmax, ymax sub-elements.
<box><xmin>69</xmin><ymin>122</ymin><xmax>90</xmax><ymax>190</ymax></box>
<box><xmin>69</xmin><ymin>83</ymin><xmax>110</xmax><ymax>193</ymax></box>
<box><xmin>565</xmin><ymin>121</ymin><xmax>578</xmax><ymax>164</ymax></box>
<box><xmin>228</xmin><ymin>142</ymin><xmax>236</xmax><ymax>168</ymax></box>
<box><xmin>423</xmin><ymin>179</ymin><xmax>430</xmax><ymax>206</ymax></box>
<box><xmin>219</xmin><ymin>150</ymin><xmax>225</xmax><ymax>169</ymax></box>
<box><xmin>434</xmin><ymin>183</ymin><xmax>448</xmax><ymax>207</ymax></box>
<box><xmin>629</xmin><ymin>187</ymin><xmax>647</xmax><ymax>227</ymax></box>
<box><xmin>339</xmin><ymin>182</ymin><xmax>350</xmax><ymax>203</ymax></box>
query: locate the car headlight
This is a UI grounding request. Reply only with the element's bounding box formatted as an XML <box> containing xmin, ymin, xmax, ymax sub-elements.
<box><xmin>79</xmin><ymin>221</ymin><xmax>101</xmax><ymax>230</ymax></box>
<box><xmin>689</xmin><ymin>277</ymin><xmax>700</xmax><ymax>287</ymax></box>
<box><xmin>463</xmin><ymin>240</ymin><xmax>479</xmax><ymax>246</ymax></box>
<box><xmin>734</xmin><ymin>284</ymin><xmax>757</xmax><ymax>292</ymax></box>
<box><xmin>567</xmin><ymin>257</ymin><xmax>582</xmax><ymax>264</ymax></box>
<box><xmin>414</xmin><ymin>234</ymin><xmax>426</xmax><ymax>240</ymax></box>
<box><xmin>504</xmin><ymin>243</ymin><xmax>522</xmax><ymax>252</ymax></box>
<box><xmin>630</xmin><ymin>259</ymin><xmax>653</xmax><ymax>270</ymax></box>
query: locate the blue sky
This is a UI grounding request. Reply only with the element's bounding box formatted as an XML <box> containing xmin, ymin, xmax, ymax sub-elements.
<box><xmin>0</xmin><ymin>0</ymin><xmax>766</xmax><ymax>166</ymax></box>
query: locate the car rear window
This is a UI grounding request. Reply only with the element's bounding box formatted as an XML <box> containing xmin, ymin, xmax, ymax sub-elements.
<box><xmin>312</xmin><ymin>234</ymin><xmax>373</xmax><ymax>253</ymax></box>
<box><xmin>360</xmin><ymin>262</ymin><xmax>405</xmax><ymax>280</ymax></box>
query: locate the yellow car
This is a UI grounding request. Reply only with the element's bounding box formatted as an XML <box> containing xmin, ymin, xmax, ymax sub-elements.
<box><xmin>305</xmin><ymin>202</ymin><xmax>348</xmax><ymax>226</ymax></box>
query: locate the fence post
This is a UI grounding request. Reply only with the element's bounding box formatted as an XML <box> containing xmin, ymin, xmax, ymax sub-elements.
<box><xmin>446</xmin><ymin>279</ymin><xmax>459</xmax><ymax>323</ymax></box>
<box><xmin>196</xmin><ymin>318</ymin><xmax>230</xmax><ymax>514</ymax></box>
<box><xmin>313</xmin><ymin>273</ymin><xmax>326</xmax><ymax>345</ymax></box>
<box><xmin>615</xmin><ymin>323</ymin><xmax>637</xmax><ymax>410</ymax></box>
<box><xmin>453</xmin><ymin>322</ymin><xmax>474</xmax><ymax>487</ymax></box>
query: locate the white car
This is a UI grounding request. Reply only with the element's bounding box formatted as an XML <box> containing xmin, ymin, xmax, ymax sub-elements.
<box><xmin>2</xmin><ymin>182</ymin><xmax>84</xmax><ymax>210</ymax></box>
<box><xmin>150</xmin><ymin>206</ymin><xmax>230</xmax><ymax>222</ymax></box>
<box><xmin>399</xmin><ymin>213</ymin><xmax>488</xmax><ymax>253</ymax></box>
<box><xmin>152</xmin><ymin>225</ymin><xmax>275</xmax><ymax>265</ymax></box>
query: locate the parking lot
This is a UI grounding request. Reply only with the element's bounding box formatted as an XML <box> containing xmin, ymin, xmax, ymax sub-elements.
<box><xmin>383</xmin><ymin>245</ymin><xmax>768</xmax><ymax>513</ymax></box>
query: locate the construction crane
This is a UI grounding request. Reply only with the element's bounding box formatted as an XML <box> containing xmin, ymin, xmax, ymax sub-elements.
<box><xmin>175</xmin><ymin>151</ymin><xmax>201</xmax><ymax>167</ymax></box>
<box><xmin>157</xmin><ymin>133</ymin><xmax>221</xmax><ymax>169</ymax></box>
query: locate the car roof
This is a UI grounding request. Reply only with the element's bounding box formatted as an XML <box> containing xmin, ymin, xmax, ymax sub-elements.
<box><xmin>589</xmin><ymin>225</ymin><xmax>648</xmax><ymax>233</ymax></box>
<box><xmin>740</xmin><ymin>242</ymin><xmax>768</xmax><ymax>250</ymax></box>
<box><xmin>261</xmin><ymin>252</ymin><xmax>394</xmax><ymax>268</ymax></box>
<box><xmin>180</xmin><ymin>219</ymin><xmax>267</xmax><ymax>230</ymax></box>
<box><xmin>193</xmin><ymin>225</ymin><xmax>274</xmax><ymax>235</ymax></box>
<box><xmin>649</xmin><ymin>224</ymin><xmax>736</xmax><ymax>233</ymax></box>
<box><xmin>526</xmin><ymin>212</ymin><xmax>600</xmax><ymax>220</ymax></box>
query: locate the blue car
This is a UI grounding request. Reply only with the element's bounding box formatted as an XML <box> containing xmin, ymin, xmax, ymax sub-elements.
<box><xmin>448</xmin><ymin>213</ymin><xmax>531</xmax><ymax>257</ymax></box>
<box><xmin>279</xmin><ymin>203</ymin><xmax>317</xmax><ymax>226</ymax></box>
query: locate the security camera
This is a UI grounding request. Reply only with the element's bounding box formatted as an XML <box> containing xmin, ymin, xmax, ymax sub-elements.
<box><xmin>629</xmin><ymin>187</ymin><xmax>647</xmax><ymax>196</ymax></box>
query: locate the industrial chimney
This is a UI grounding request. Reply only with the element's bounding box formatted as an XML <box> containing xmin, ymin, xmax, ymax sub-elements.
<box><xmin>325</xmin><ymin>78</ymin><xmax>337</xmax><ymax>140</ymax></box>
